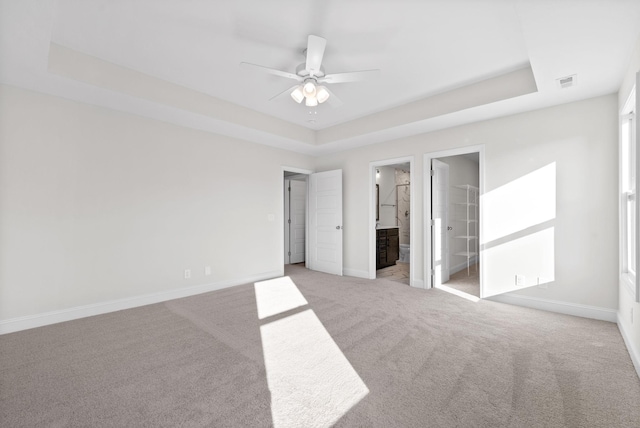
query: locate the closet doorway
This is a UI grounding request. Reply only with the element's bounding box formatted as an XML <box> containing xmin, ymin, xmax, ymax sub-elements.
<box><xmin>369</xmin><ymin>157</ymin><xmax>414</xmax><ymax>286</ymax></box>
<box><xmin>425</xmin><ymin>147</ymin><xmax>483</xmax><ymax>297</ymax></box>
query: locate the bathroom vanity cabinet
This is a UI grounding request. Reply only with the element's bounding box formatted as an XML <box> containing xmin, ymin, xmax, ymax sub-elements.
<box><xmin>376</xmin><ymin>227</ymin><xmax>399</xmax><ymax>269</ymax></box>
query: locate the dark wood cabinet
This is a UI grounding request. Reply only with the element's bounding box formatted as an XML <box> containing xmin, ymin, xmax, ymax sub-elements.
<box><xmin>377</xmin><ymin>228</ymin><xmax>399</xmax><ymax>269</ymax></box>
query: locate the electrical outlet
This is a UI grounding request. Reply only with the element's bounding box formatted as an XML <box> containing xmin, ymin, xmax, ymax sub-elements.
<box><xmin>184</xmin><ymin>269</ymin><xmax>191</xmax><ymax>279</ymax></box>
<box><xmin>204</xmin><ymin>266</ymin><xmax>211</xmax><ymax>276</ymax></box>
<box><xmin>515</xmin><ymin>275</ymin><xmax>525</xmax><ymax>287</ymax></box>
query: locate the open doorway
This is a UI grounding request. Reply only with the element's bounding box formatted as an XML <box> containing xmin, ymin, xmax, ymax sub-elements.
<box><xmin>370</xmin><ymin>157</ymin><xmax>414</xmax><ymax>286</ymax></box>
<box><xmin>283</xmin><ymin>167</ymin><xmax>312</xmax><ymax>269</ymax></box>
<box><xmin>425</xmin><ymin>147</ymin><xmax>483</xmax><ymax>297</ymax></box>
<box><xmin>282</xmin><ymin>167</ymin><xmax>344</xmax><ymax>276</ymax></box>
<box><xmin>435</xmin><ymin>153</ymin><xmax>480</xmax><ymax>297</ymax></box>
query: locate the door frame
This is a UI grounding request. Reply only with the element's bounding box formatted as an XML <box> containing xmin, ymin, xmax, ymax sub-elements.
<box><xmin>423</xmin><ymin>146</ymin><xmax>485</xmax><ymax>293</ymax></box>
<box><xmin>284</xmin><ymin>177</ymin><xmax>308</xmax><ymax>265</ymax></box>
<box><xmin>369</xmin><ymin>156</ymin><xmax>415</xmax><ymax>286</ymax></box>
<box><xmin>281</xmin><ymin>166</ymin><xmax>313</xmax><ymax>276</ymax></box>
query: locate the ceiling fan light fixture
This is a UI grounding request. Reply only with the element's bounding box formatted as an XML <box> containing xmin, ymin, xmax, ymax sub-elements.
<box><xmin>290</xmin><ymin>86</ymin><xmax>304</xmax><ymax>103</ymax></box>
<box><xmin>305</xmin><ymin>96</ymin><xmax>318</xmax><ymax>107</ymax></box>
<box><xmin>316</xmin><ymin>85</ymin><xmax>330</xmax><ymax>103</ymax></box>
<box><xmin>303</xmin><ymin>80</ymin><xmax>316</xmax><ymax>97</ymax></box>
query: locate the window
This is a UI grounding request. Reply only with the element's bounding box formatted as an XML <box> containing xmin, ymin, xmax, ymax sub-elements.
<box><xmin>621</xmin><ymin>86</ymin><xmax>637</xmax><ymax>299</ymax></box>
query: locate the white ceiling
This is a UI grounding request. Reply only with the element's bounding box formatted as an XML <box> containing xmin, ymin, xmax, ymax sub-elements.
<box><xmin>1</xmin><ymin>0</ymin><xmax>640</xmax><ymax>155</ymax></box>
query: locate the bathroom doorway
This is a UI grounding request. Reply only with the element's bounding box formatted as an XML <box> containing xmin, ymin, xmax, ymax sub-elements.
<box><xmin>370</xmin><ymin>157</ymin><xmax>414</xmax><ymax>286</ymax></box>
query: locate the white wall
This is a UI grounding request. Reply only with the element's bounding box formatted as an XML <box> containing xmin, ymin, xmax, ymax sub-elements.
<box><xmin>0</xmin><ymin>84</ymin><xmax>314</xmax><ymax>324</ymax></box>
<box><xmin>376</xmin><ymin>166</ymin><xmax>397</xmax><ymax>227</ymax></box>
<box><xmin>618</xmin><ymin>34</ymin><xmax>640</xmax><ymax>374</ymax></box>
<box><xmin>315</xmin><ymin>94</ymin><xmax>619</xmax><ymax>310</ymax></box>
<box><xmin>0</xmin><ymin>83</ymin><xmax>621</xmax><ymax>334</ymax></box>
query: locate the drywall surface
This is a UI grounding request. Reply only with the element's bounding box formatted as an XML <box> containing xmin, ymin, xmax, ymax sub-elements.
<box><xmin>0</xmin><ymin>84</ymin><xmax>313</xmax><ymax>321</ymax></box>
<box><xmin>315</xmin><ymin>94</ymin><xmax>619</xmax><ymax>309</ymax></box>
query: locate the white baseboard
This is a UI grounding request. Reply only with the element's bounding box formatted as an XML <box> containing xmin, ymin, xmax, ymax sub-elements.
<box><xmin>343</xmin><ymin>268</ymin><xmax>369</xmax><ymax>279</ymax></box>
<box><xmin>488</xmin><ymin>293</ymin><xmax>617</xmax><ymax>323</ymax></box>
<box><xmin>411</xmin><ymin>279</ymin><xmax>425</xmax><ymax>289</ymax></box>
<box><xmin>450</xmin><ymin>257</ymin><xmax>479</xmax><ymax>275</ymax></box>
<box><xmin>617</xmin><ymin>313</ymin><xmax>640</xmax><ymax>380</ymax></box>
<box><xmin>0</xmin><ymin>270</ymin><xmax>282</xmax><ymax>335</ymax></box>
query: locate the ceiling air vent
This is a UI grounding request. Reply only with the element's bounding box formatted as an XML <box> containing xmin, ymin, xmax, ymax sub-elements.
<box><xmin>556</xmin><ymin>74</ymin><xmax>577</xmax><ymax>89</ymax></box>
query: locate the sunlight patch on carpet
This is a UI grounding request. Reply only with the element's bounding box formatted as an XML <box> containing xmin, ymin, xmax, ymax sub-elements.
<box><xmin>254</xmin><ymin>276</ymin><xmax>308</xmax><ymax>319</ymax></box>
<box><xmin>256</xmin><ymin>277</ymin><xmax>369</xmax><ymax>428</ymax></box>
<box><xmin>437</xmin><ymin>284</ymin><xmax>480</xmax><ymax>302</ymax></box>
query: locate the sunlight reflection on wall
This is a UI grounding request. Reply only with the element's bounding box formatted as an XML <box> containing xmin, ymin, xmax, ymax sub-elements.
<box><xmin>481</xmin><ymin>163</ymin><xmax>556</xmax><ymax>297</ymax></box>
<box><xmin>254</xmin><ymin>277</ymin><xmax>369</xmax><ymax>428</ymax></box>
<box><xmin>482</xmin><ymin>163</ymin><xmax>556</xmax><ymax>244</ymax></box>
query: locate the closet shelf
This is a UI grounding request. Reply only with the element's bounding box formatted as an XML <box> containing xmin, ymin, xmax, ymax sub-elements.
<box><xmin>453</xmin><ymin>183</ymin><xmax>478</xmax><ymax>276</ymax></box>
<box><xmin>454</xmin><ymin>251</ymin><xmax>478</xmax><ymax>257</ymax></box>
<box><xmin>453</xmin><ymin>184</ymin><xmax>479</xmax><ymax>191</ymax></box>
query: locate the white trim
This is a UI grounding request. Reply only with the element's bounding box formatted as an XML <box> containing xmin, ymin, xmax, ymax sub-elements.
<box><xmin>412</xmin><ymin>279</ymin><xmax>425</xmax><ymax>288</ymax></box>
<box><xmin>617</xmin><ymin>312</ymin><xmax>640</xmax><ymax>380</ymax></box>
<box><xmin>621</xmin><ymin>273</ymin><xmax>637</xmax><ymax>298</ymax></box>
<box><xmin>282</xmin><ymin>166</ymin><xmax>314</xmax><ymax>175</ymax></box>
<box><xmin>424</xmin><ymin>145</ymin><xmax>485</xmax><ymax>291</ymax></box>
<box><xmin>0</xmin><ymin>270</ymin><xmax>282</xmax><ymax>335</ymax></box>
<box><xmin>488</xmin><ymin>293</ymin><xmax>617</xmax><ymax>323</ymax></box>
<box><xmin>343</xmin><ymin>268</ymin><xmax>370</xmax><ymax>279</ymax></box>
<box><xmin>369</xmin><ymin>156</ymin><xmax>415</xmax><ymax>286</ymax></box>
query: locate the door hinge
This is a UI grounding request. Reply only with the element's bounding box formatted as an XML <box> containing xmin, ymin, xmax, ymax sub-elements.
<box><xmin>430</xmin><ymin>169</ymin><xmax>435</xmax><ymax>176</ymax></box>
<box><xmin>430</xmin><ymin>219</ymin><xmax>435</xmax><ymax>226</ymax></box>
<box><xmin>431</xmin><ymin>269</ymin><xmax>435</xmax><ymax>276</ymax></box>
<box><xmin>288</xmin><ymin>186</ymin><xmax>291</xmax><ymax>191</ymax></box>
<box><xmin>288</xmin><ymin>251</ymin><xmax>291</xmax><ymax>256</ymax></box>
<box><xmin>288</xmin><ymin>218</ymin><xmax>291</xmax><ymax>224</ymax></box>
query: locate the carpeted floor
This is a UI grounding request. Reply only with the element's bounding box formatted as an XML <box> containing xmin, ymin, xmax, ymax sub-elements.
<box><xmin>1</xmin><ymin>265</ymin><xmax>639</xmax><ymax>427</ymax></box>
<box><xmin>445</xmin><ymin>263</ymin><xmax>480</xmax><ymax>297</ymax></box>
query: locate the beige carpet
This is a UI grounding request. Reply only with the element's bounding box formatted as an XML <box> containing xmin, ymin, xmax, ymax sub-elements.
<box><xmin>445</xmin><ymin>263</ymin><xmax>480</xmax><ymax>297</ymax></box>
<box><xmin>1</xmin><ymin>265</ymin><xmax>639</xmax><ymax>427</ymax></box>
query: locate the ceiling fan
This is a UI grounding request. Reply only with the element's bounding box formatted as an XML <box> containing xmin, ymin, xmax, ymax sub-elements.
<box><xmin>240</xmin><ymin>35</ymin><xmax>380</xmax><ymax>107</ymax></box>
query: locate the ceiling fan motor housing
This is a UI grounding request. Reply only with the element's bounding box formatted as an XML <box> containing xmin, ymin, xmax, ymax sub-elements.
<box><xmin>296</xmin><ymin>63</ymin><xmax>325</xmax><ymax>79</ymax></box>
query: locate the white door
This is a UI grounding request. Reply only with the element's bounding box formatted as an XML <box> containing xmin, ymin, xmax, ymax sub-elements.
<box><xmin>308</xmin><ymin>170</ymin><xmax>343</xmax><ymax>276</ymax></box>
<box><xmin>432</xmin><ymin>159</ymin><xmax>450</xmax><ymax>285</ymax></box>
<box><xmin>290</xmin><ymin>180</ymin><xmax>306</xmax><ymax>264</ymax></box>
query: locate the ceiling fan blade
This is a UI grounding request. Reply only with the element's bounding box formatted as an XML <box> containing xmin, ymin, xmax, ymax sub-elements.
<box><xmin>240</xmin><ymin>62</ymin><xmax>303</xmax><ymax>82</ymax></box>
<box><xmin>324</xmin><ymin>87</ymin><xmax>343</xmax><ymax>108</ymax></box>
<box><xmin>306</xmin><ymin>35</ymin><xmax>327</xmax><ymax>75</ymax></box>
<box><xmin>269</xmin><ymin>84</ymin><xmax>300</xmax><ymax>101</ymax></box>
<box><xmin>319</xmin><ymin>69</ymin><xmax>381</xmax><ymax>84</ymax></box>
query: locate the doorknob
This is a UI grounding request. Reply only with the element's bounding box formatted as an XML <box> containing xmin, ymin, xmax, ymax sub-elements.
<box><xmin>447</xmin><ymin>226</ymin><xmax>453</xmax><ymax>230</ymax></box>
<box><xmin>336</xmin><ymin>226</ymin><xmax>342</xmax><ymax>230</ymax></box>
